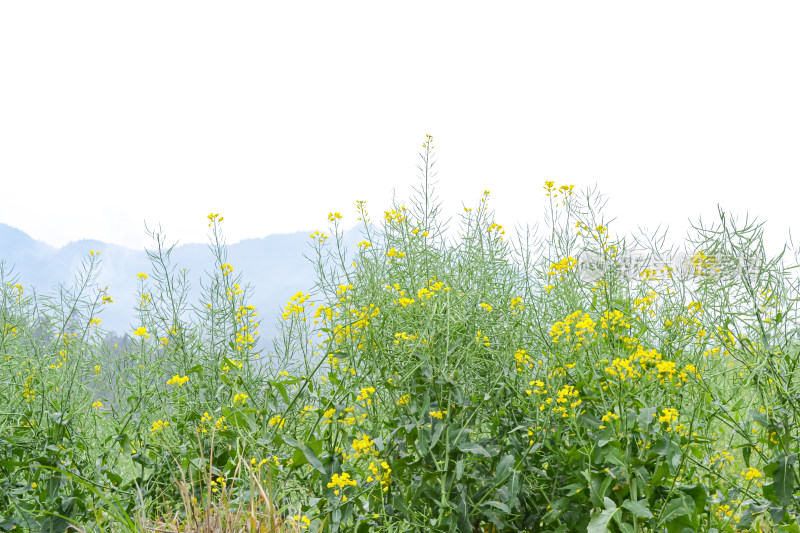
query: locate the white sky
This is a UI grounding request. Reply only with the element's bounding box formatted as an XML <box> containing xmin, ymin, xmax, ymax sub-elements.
<box><xmin>1</xmin><ymin>1</ymin><xmax>799</xmax><ymax>264</ymax></box>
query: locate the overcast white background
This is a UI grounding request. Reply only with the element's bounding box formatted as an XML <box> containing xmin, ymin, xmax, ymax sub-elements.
<box><xmin>1</xmin><ymin>1</ymin><xmax>798</xmax><ymax>264</ymax></box>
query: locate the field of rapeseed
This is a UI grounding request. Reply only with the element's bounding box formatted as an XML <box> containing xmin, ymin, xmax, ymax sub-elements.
<box><xmin>2</xmin><ymin>135</ymin><xmax>800</xmax><ymax>532</ymax></box>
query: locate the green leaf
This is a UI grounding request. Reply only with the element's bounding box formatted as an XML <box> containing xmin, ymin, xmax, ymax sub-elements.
<box><xmin>587</xmin><ymin>498</ymin><xmax>620</xmax><ymax>533</ymax></box>
<box><xmin>678</xmin><ymin>484</ymin><xmax>707</xmax><ymax>522</ymax></box>
<box><xmin>507</xmin><ymin>470</ymin><xmax>521</xmax><ymax>506</ymax></box>
<box><xmin>48</xmin><ymin>411</ymin><xmax>70</xmax><ymax>426</ymax></box>
<box><xmin>269</xmin><ymin>380</ymin><xmax>289</xmax><ymax>404</ymax></box>
<box><xmin>658</xmin><ymin>494</ymin><xmax>694</xmax><ymax>524</ymax></box>
<box><xmin>416</xmin><ymin>425</ymin><xmax>430</xmax><ymax>455</ymax></box>
<box><xmin>330</xmin><ymin>507</ymin><xmax>342</xmax><ymax>533</ymax></box>
<box><xmin>602</xmin><ymin>446</ymin><xmax>627</xmax><ymax>471</ymax></box>
<box><xmin>282</xmin><ymin>436</ymin><xmax>325</xmax><ymax>474</ymax></box>
<box><xmin>429</xmin><ymin>420</ymin><xmax>445</xmax><ymax>450</ymax></box>
<box><xmin>493</xmin><ymin>455</ymin><xmax>515</xmax><ymax>485</ymax></box>
<box><xmin>749</xmin><ymin>409</ymin><xmax>771</xmax><ymax>429</ymax></box>
<box><xmin>486</xmin><ymin>500</ymin><xmax>511</xmax><ymax>513</ymax></box>
<box><xmin>637</xmin><ymin>407</ymin><xmax>657</xmax><ymax>429</ymax></box>
<box><xmin>622</xmin><ymin>499</ymin><xmax>653</xmax><ymax>519</ymax></box>
<box><xmin>742</xmin><ymin>444</ymin><xmax>752</xmax><ymax>467</ymax></box>
<box><xmin>132</xmin><ymin>452</ymin><xmax>153</xmax><ymax>468</ymax></box>
<box><xmin>650</xmin><ymin>462</ymin><xmax>670</xmax><ymax>486</ymax></box>
<box><xmin>457</xmin><ymin>442</ymin><xmax>492</xmax><ymax>457</ymax></box>
<box><xmin>773</xmin><ymin>453</ymin><xmax>797</xmax><ymax>508</ymax></box>
<box><xmin>455</xmin><ymin>459</ymin><xmax>465</xmax><ymax>481</ymax></box>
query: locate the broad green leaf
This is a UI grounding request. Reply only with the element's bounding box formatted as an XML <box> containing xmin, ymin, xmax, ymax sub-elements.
<box><xmin>658</xmin><ymin>494</ymin><xmax>694</xmax><ymax>524</ymax></box>
<box><xmin>637</xmin><ymin>407</ymin><xmax>657</xmax><ymax>429</ymax></box>
<box><xmin>678</xmin><ymin>484</ymin><xmax>707</xmax><ymax>522</ymax></box>
<box><xmin>429</xmin><ymin>420</ymin><xmax>445</xmax><ymax>450</ymax></box>
<box><xmin>622</xmin><ymin>499</ymin><xmax>653</xmax><ymax>519</ymax></box>
<box><xmin>749</xmin><ymin>409</ymin><xmax>770</xmax><ymax>429</ymax></box>
<box><xmin>269</xmin><ymin>380</ymin><xmax>289</xmax><ymax>404</ymax></box>
<box><xmin>493</xmin><ymin>455</ymin><xmax>515</xmax><ymax>485</ymax></box>
<box><xmin>587</xmin><ymin>499</ymin><xmax>620</xmax><ymax>533</ymax></box>
<box><xmin>455</xmin><ymin>458</ymin><xmax>465</xmax><ymax>481</ymax></box>
<box><xmin>457</xmin><ymin>442</ymin><xmax>492</xmax><ymax>457</ymax></box>
<box><xmin>650</xmin><ymin>462</ymin><xmax>670</xmax><ymax>486</ymax></box>
<box><xmin>602</xmin><ymin>446</ymin><xmax>627</xmax><ymax>470</ymax></box>
<box><xmin>282</xmin><ymin>436</ymin><xmax>325</xmax><ymax>474</ymax></box>
<box><xmin>773</xmin><ymin>453</ymin><xmax>797</xmax><ymax>508</ymax></box>
<box><xmin>486</xmin><ymin>500</ymin><xmax>511</xmax><ymax>513</ymax></box>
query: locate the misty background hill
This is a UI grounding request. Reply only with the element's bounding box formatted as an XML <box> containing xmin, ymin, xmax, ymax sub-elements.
<box><xmin>0</xmin><ymin>223</ymin><xmax>365</xmax><ymax>346</ymax></box>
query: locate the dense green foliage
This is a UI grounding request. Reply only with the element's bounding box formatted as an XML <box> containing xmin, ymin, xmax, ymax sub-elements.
<box><xmin>2</xmin><ymin>135</ymin><xmax>800</xmax><ymax>532</ymax></box>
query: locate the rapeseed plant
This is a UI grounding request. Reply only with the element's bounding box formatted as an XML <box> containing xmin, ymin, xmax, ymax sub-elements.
<box><xmin>3</xmin><ymin>135</ymin><xmax>800</xmax><ymax>532</ymax></box>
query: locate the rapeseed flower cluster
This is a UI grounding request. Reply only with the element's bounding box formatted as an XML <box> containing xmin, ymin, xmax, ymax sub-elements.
<box><xmin>550</xmin><ymin>310</ymin><xmax>597</xmax><ymax>349</ymax></box>
<box><xmin>327</xmin><ymin>472</ymin><xmax>357</xmax><ymax>500</ymax></box>
<box><xmin>234</xmin><ymin>304</ymin><xmax>259</xmax><ymax>351</ymax></box>
<box><xmin>351</xmin><ymin>433</ymin><xmax>378</xmax><ymax>458</ymax></box>
<box><xmin>543</xmin><ymin>181</ymin><xmax>575</xmax><ymax>199</ymax></box>
<box><xmin>226</xmin><ymin>283</ymin><xmax>244</xmax><ymax>302</ymax></box>
<box><xmin>714</xmin><ymin>503</ymin><xmax>740</xmax><ymax>522</ymax></box>
<box><xmin>510</xmin><ymin>296</ymin><xmax>524</xmax><ymax>314</ymax></box>
<box><xmin>741</xmin><ymin>467</ymin><xmax>763</xmax><ymax>486</ymax></box>
<box><xmin>49</xmin><ymin>349</ymin><xmax>67</xmax><ymax>370</ymax></box>
<box><xmin>658</xmin><ymin>407</ymin><xmax>679</xmax><ymax>425</ymax></box>
<box><xmin>309</xmin><ymin>230</ymin><xmax>329</xmax><ymax>243</ymax></box>
<box><xmin>548</xmin><ymin>257</ymin><xmax>578</xmax><ymax>277</ymax></box>
<box><xmin>599</xmin><ymin>411</ymin><xmax>619</xmax><ymax>429</ymax></box>
<box><xmin>416</xmin><ymin>277</ymin><xmax>448</xmax><ymax>304</ymax></box>
<box><xmin>327</xmin><ymin>353</ymin><xmax>356</xmax><ymax>375</ymax></box>
<box><xmin>282</xmin><ymin>291</ymin><xmax>310</xmax><ymax>320</ymax></box>
<box><xmin>599</xmin><ymin>309</ymin><xmax>631</xmax><ymax>337</ymax></box>
<box><xmin>602</xmin><ymin>344</ymin><xmax>688</xmax><ymax>389</ymax></box>
<box><xmin>487</xmin><ymin>223</ymin><xmax>505</xmax><ymax>238</ymax></box>
<box><xmin>384</xmin><ymin>206</ymin><xmax>407</xmax><ymax>224</ymax></box>
<box><xmin>525</xmin><ymin>379</ymin><xmax>547</xmax><ymax>397</ymax></box>
<box><xmin>367</xmin><ymin>461</ymin><xmax>392</xmax><ymax>491</ymax></box>
<box><xmin>553</xmin><ymin>385</ymin><xmax>581</xmax><ymax>418</ymax></box>
<box><xmin>196</xmin><ymin>412</ymin><xmax>216</xmax><ymax>434</ymax></box>
<box><xmin>514</xmin><ymin>349</ymin><xmax>533</xmax><ymax>372</ymax></box>
<box><xmin>393</xmin><ymin>331</ymin><xmax>418</xmax><ymax>344</ymax></box>
<box><xmin>689</xmin><ymin>250</ymin><xmax>721</xmax><ymax>276</ymax></box>
<box><xmin>166</xmin><ymin>374</ymin><xmax>189</xmax><ymax>386</ymax></box>
<box><xmin>386</xmin><ymin>283</ymin><xmax>415</xmax><ymax>307</ymax></box>
<box><xmin>336</xmin><ymin>283</ymin><xmax>354</xmax><ymax>300</ymax></box>
<box><xmin>150</xmin><ymin>419</ymin><xmax>169</xmax><ymax>433</ymax></box>
<box><xmin>708</xmin><ymin>450</ymin><xmax>733</xmax><ymax>470</ymax></box>
<box><xmin>386</xmin><ymin>247</ymin><xmax>406</xmax><ymax>261</ymax></box>
<box><xmin>632</xmin><ymin>291</ymin><xmax>658</xmax><ymax>318</ymax></box>
<box><xmin>356</xmin><ymin>386</ymin><xmax>376</xmax><ymax>406</ymax></box>
<box><xmin>330</xmin><ymin>305</ymin><xmax>379</xmax><ymax>347</ymax></box>
<box><xmin>292</xmin><ymin>515</ymin><xmax>311</xmax><ymax>530</ymax></box>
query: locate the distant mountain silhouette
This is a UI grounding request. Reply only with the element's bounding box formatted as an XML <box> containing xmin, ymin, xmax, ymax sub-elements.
<box><xmin>0</xmin><ymin>223</ymin><xmax>366</xmax><ymax>345</ymax></box>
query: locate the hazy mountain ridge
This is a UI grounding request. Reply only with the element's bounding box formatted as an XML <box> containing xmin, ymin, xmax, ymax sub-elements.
<box><xmin>0</xmin><ymin>223</ymin><xmax>366</xmax><ymax>344</ymax></box>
